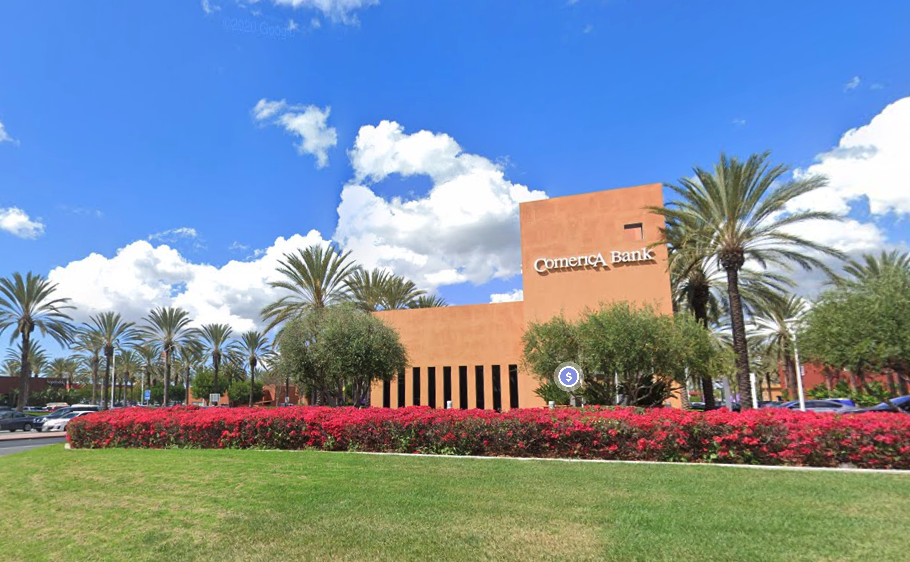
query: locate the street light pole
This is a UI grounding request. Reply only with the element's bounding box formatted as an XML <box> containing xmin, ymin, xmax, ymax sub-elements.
<box><xmin>110</xmin><ymin>342</ymin><xmax>120</xmax><ymax>409</ymax></box>
<box><xmin>788</xmin><ymin>325</ymin><xmax>806</xmax><ymax>412</ymax></box>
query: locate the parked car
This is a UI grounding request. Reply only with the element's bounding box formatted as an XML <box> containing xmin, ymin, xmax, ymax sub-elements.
<box><xmin>34</xmin><ymin>405</ymin><xmax>101</xmax><ymax>431</ymax></box>
<box><xmin>0</xmin><ymin>411</ymin><xmax>38</xmax><ymax>432</ymax></box>
<box><xmin>41</xmin><ymin>411</ymin><xmax>92</xmax><ymax>432</ymax></box>
<box><xmin>46</xmin><ymin>402</ymin><xmax>70</xmax><ymax>411</ymax></box>
<box><xmin>845</xmin><ymin>395</ymin><xmax>910</xmax><ymax>414</ymax></box>
<box><xmin>781</xmin><ymin>399</ymin><xmax>851</xmax><ymax>412</ymax></box>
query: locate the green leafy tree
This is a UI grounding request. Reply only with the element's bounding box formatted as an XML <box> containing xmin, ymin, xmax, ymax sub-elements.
<box><xmin>651</xmin><ymin>152</ymin><xmax>843</xmax><ymax>409</ymax></box>
<box><xmin>801</xmin><ymin>266</ymin><xmax>910</xmax><ymax>407</ymax></box>
<box><xmin>0</xmin><ymin>272</ymin><xmax>75</xmax><ymax>411</ymax></box>
<box><xmin>261</xmin><ymin>244</ymin><xmax>359</xmax><ymax>331</ymax></box>
<box><xmin>522</xmin><ymin>302</ymin><xmax>727</xmax><ymax>407</ymax></box>
<box><xmin>90</xmin><ymin>311</ymin><xmax>137</xmax><ymax>409</ymax></box>
<box><xmin>227</xmin><ymin>380</ymin><xmax>263</xmax><ymax>407</ymax></box>
<box><xmin>140</xmin><ymin>307</ymin><xmax>194</xmax><ymax>407</ymax></box>
<box><xmin>277</xmin><ymin>305</ymin><xmax>407</xmax><ymax>407</ymax></box>
<box><xmin>191</xmin><ymin>368</ymin><xmax>229</xmax><ymax>404</ymax></box>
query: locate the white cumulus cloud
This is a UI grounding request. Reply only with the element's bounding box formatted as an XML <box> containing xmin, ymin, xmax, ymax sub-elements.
<box><xmin>790</xmin><ymin>95</ymin><xmax>910</xmax><ymax>216</ymax></box>
<box><xmin>252</xmin><ymin>98</ymin><xmax>337</xmax><ymax>168</ymax></box>
<box><xmin>0</xmin><ymin>207</ymin><xmax>44</xmax><ymax>239</ymax></box>
<box><xmin>334</xmin><ymin>120</ymin><xmax>548</xmax><ymax>291</ymax></box>
<box><xmin>490</xmin><ymin>289</ymin><xmax>523</xmax><ymax>303</ymax></box>
<box><xmin>48</xmin><ymin>231</ymin><xmax>329</xmax><ymax>332</ymax></box>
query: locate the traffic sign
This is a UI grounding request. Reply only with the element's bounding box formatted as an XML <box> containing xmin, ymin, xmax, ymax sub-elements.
<box><xmin>144</xmin><ymin>390</ymin><xmax>151</xmax><ymax>400</ymax></box>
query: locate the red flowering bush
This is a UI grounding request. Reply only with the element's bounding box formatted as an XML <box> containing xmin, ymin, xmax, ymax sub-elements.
<box><xmin>67</xmin><ymin>406</ymin><xmax>910</xmax><ymax>469</ymax></box>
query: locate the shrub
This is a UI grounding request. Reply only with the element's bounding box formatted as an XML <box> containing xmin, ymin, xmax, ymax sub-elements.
<box><xmin>67</xmin><ymin>406</ymin><xmax>910</xmax><ymax>469</ymax></box>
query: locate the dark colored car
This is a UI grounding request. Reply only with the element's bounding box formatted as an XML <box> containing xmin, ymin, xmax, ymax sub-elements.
<box><xmin>846</xmin><ymin>395</ymin><xmax>910</xmax><ymax>413</ymax></box>
<box><xmin>34</xmin><ymin>405</ymin><xmax>101</xmax><ymax>431</ymax></box>
<box><xmin>689</xmin><ymin>401</ymin><xmax>740</xmax><ymax>412</ymax></box>
<box><xmin>0</xmin><ymin>411</ymin><xmax>38</xmax><ymax>432</ymax></box>
<box><xmin>779</xmin><ymin>399</ymin><xmax>853</xmax><ymax>412</ymax></box>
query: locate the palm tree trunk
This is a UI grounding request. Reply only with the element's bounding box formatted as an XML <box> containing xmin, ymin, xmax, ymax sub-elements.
<box><xmin>102</xmin><ymin>353</ymin><xmax>112</xmax><ymax>410</ymax></box>
<box><xmin>724</xmin><ymin>265</ymin><xmax>753</xmax><ymax>410</ymax></box>
<box><xmin>691</xmin><ymin>287</ymin><xmax>716</xmax><ymax>409</ymax></box>
<box><xmin>248</xmin><ymin>361</ymin><xmax>255</xmax><ymax>408</ymax></box>
<box><xmin>16</xmin><ymin>331</ymin><xmax>32</xmax><ymax>411</ymax></box>
<box><xmin>91</xmin><ymin>356</ymin><xmax>99</xmax><ymax>405</ymax></box>
<box><xmin>185</xmin><ymin>365</ymin><xmax>191</xmax><ymax>406</ymax></box>
<box><xmin>765</xmin><ymin>372</ymin><xmax>773</xmax><ymax>401</ymax></box>
<box><xmin>213</xmin><ymin>355</ymin><xmax>220</xmax><ymax>400</ymax></box>
<box><xmin>164</xmin><ymin>350</ymin><xmax>171</xmax><ymax>407</ymax></box>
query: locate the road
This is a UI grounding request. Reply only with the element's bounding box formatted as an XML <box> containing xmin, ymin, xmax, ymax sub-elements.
<box><xmin>0</xmin><ymin>434</ymin><xmax>68</xmax><ymax>457</ymax></box>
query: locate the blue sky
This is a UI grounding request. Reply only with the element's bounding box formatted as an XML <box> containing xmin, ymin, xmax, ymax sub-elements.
<box><xmin>1</xmin><ymin>0</ymin><xmax>909</xmax><ymax>337</ymax></box>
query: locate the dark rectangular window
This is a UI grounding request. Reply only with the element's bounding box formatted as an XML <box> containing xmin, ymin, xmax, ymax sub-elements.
<box><xmin>412</xmin><ymin>367</ymin><xmax>421</xmax><ymax>406</ymax></box>
<box><xmin>475</xmin><ymin>366</ymin><xmax>485</xmax><ymax>410</ymax></box>
<box><xmin>382</xmin><ymin>379</ymin><xmax>391</xmax><ymax>408</ymax></box>
<box><xmin>427</xmin><ymin>367</ymin><xmax>437</xmax><ymax>408</ymax></box>
<box><xmin>397</xmin><ymin>370</ymin><xmax>406</xmax><ymax>408</ymax></box>
<box><xmin>624</xmin><ymin>222</ymin><xmax>644</xmax><ymax>241</ymax></box>
<box><xmin>458</xmin><ymin>366</ymin><xmax>468</xmax><ymax>409</ymax></box>
<box><xmin>492</xmin><ymin>365</ymin><xmax>502</xmax><ymax>412</ymax></box>
<box><xmin>509</xmin><ymin>364</ymin><xmax>519</xmax><ymax>409</ymax></box>
<box><xmin>443</xmin><ymin>366</ymin><xmax>452</xmax><ymax>407</ymax></box>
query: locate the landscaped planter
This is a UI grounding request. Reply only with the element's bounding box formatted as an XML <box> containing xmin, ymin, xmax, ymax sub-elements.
<box><xmin>67</xmin><ymin>405</ymin><xmax>910</xmax><ymax>469</ymax></box>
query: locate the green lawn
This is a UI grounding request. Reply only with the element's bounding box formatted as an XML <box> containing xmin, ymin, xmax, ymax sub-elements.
<box><xmin>1</xmin><ymin>446</ymin><xmax>908</xmax><ymax>562</ymax></box>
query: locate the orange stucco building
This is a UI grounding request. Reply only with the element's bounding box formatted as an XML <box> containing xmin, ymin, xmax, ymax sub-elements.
<box><xmin>370</xmin><ymin>183</ymin><xmax>673</xmax><ymax>410</ymax></box>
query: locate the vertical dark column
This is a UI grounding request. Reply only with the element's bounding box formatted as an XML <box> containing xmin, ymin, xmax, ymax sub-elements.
<box><xmin>397</xmin><ymin>370</ymin><xmax>406</xmax><ymax>408</ymax></box>
<box><xmin>508</xmin><ymin>364</ymin><xmax>519</xmax><ymax>409</ymax></box>
<box><xmin>492</xmin><ymin>365</ymin><xmax>502</xmax><ymax>412</ymax></box>
<box><xmin>412</xmin><ymin>367</ymin><xmax>421</xmax><ymax>406</ymax></box>
<box><xmin>458</xmin><ymin>366</ymin><xmax>468</xmax><ymax>409</ymax></box>
<box><xmin>427</xmin><ymin>367</ymin><xmax>437</xmax><ymax>408</ymax></box>
<box><xmin>382</xmin><ymin>379</ymin><xmax>391</xmax><ymax>408</ymax></box>
<box><xmin>443</xmin><ymin>366</ymin><xmax>452</xmax><ymax>407</ymax></box>
<box><xmin>475</xmin><ymin>366</ymin><xmax>485</xmax><ymax>410</ymax></box>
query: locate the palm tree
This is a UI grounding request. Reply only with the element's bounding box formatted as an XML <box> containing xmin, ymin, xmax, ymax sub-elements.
<box><xmin>652</xmin><ymin>152</ymin><xmax>844</xmax><ymax>409</ymax></box>
<box><xmin>234</xmin><ymin>330</ymin><xmax>272</xmax><ymax>407</ymax></box>
<box><xmin>116</xmin><ymin>349</ymin><xmax>142</xmax><ymax>404</ymax></box>
<box><xmin>140</xmin><ymin>307</ymin><xmax>194</xmax><ymax>407</ymax></box>
<box><xmin>195</xmin><ymin>323</ymin><xmax>233</xmax><ymax>400</ymax></box>
<box><xmin>664</xmin><ymin>218</ymin><xmax>790</xmax><ymax>408</ymax></box>
<box><xmin>261</xmin><ymin>244</ymin><xmax>359</xmax><ymax>330</ymax></box>
<box><xmin>48</xmin><ymin>356</ymin><xmax>79</xmax><ymax>388</ymax></box>
<box><xmin>5</xmin><ymin>340</ymin><xmax>48</xmax><ymax>405</ymax></box>
<box><xmin>409</xmin><ymin>294</ymin><xmax>448</xmax><ymax>308</ymax></box>
<box><xmin>347</xmin><ymin>268</ymin><xmax>391</xmax><ymax>312</ymax></box>
<box><xmin>174</xmin><ymin>340</ymin><xmax>204</xmax><ymax>406</ymax></box>
<box><xmin>134</xmin><ymin>343</ymin><xmax>160</xmax><ymax>403</ymax></box>
<box><xmin>90</xmin><ymin>312</ymin><xmax>136</xmax><ymax>409</ymax></box>
<box><xmin>0</xmin><ymin>272</ymin><xmax>75</xmax><ymax>411</ymax></box>
<box><xmin>72</xmin><ymin>327</ymin><xmax>104</xmax><ymax>404</ymax></box>
<box><xmin>379</xmin><ymin>275</ymin><xmax>425</xmax><ymax>310</ymax></box>
<box><xmin>837</xmin><ymin>250</ymin><xmax>910</xmax><ymax>286</ymax></box>
<box><xmin>752</xmin><ymin>295</ymin><xmax>809</xmax><ymax>399</ymax></box>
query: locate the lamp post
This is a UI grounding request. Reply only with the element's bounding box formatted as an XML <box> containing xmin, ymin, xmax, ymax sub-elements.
<box><xmin>787</xmin><ymin>324</ymin><xmax>806</xmax><ymax>412</ymax></box>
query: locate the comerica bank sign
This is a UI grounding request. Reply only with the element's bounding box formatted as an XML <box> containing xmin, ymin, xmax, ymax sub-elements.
<box><xmin>533</xmin><ymin>247</ymin><xmax>656</xmax><ymax>273</ymax></box>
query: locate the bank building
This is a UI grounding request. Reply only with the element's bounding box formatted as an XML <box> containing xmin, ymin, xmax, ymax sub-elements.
<box><xmin>369</xmin><ymin>183</ymin><xmax>673</xmax><ymax>410</ymax></box>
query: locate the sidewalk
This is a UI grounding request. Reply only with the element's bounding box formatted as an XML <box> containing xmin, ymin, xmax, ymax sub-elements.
<box><xmin>0</xmin><ymin>431</ymin><xmax>66</xmax><ymax>442</ymax></box>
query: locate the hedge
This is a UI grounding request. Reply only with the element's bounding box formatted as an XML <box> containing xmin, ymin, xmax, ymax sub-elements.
<box><xmin>67</xmin><ymin>405</ymin><xmax>910</xmax><ymax>469</ymax></box>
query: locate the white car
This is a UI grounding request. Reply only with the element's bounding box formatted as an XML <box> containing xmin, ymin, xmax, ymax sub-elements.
<box><xmin>42</xmin><ymin>411</ymin><xmax>92</xmax><ymax>432</ymax></box>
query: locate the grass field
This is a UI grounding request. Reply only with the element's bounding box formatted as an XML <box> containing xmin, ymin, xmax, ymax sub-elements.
<box><xmin>1</xmin><ymin>446</ymin><xmax>908</xmax><ymax>562</ymax></box>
